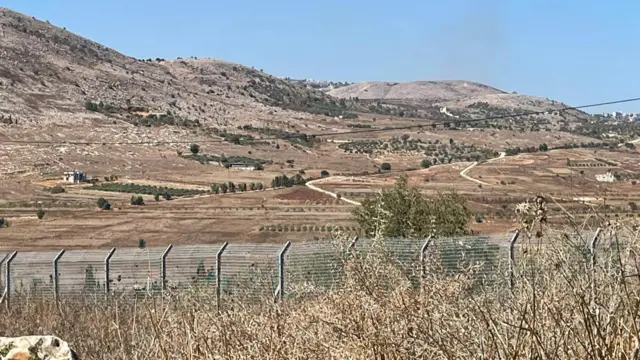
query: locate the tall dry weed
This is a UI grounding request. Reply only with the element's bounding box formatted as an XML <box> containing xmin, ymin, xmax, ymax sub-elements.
<box><xmin>2</xmin><ymin>223</ymin><xmax>640</xmax><ymax>358</ymax></box>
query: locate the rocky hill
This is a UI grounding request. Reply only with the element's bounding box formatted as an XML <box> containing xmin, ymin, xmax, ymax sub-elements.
<box><xmin>328</xmin><ymin>80</ymin><xmax>593</xmax><ymax>127</ymax></box>
<box><xmin>327</xmin><ymin>80</ymin><xmax>505</xmax><ymax>101</ymax></box>
<box><xmin>0</xmin><ymin>7</ymin><xmax>362</xmax><ymax>130</ymax></box>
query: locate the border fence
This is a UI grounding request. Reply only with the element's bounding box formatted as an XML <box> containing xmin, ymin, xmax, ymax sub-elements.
<box><xmin>0</xmin><ymin>229</ymin><xmax>603</xmax><ymax>309</ymax></box>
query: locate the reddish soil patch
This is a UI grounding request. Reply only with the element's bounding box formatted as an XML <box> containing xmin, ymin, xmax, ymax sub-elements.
<box><xmin>275</xmin><ymin>187</ymin><xmax>335</xmax><ymax>202</ymax></box>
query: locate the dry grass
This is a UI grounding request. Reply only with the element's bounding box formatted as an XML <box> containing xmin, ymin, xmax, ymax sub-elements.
<box><xmin>2</xmin><ymin>223</ymin><xmax>640</xmax><ymax>359</ymax></box>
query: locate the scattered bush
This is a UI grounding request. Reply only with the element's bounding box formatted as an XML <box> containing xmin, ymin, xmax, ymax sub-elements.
<box><xmin>190</xmin><ymin>143</ymin><xmax>200</xmax><ymax>155</ymax></box>
<box><xmin>137</xmin><ymin>239</ymin><xmax>146</xmax><ymax>249</ymax></box>
<box><xmin>0</xmin><ymin>217</ymin><xmax>9</xmax><ymax>228</ymax></box>
<box><xmin>320</xmin><ymin>170</ymin><xmax>330</xmax><ymax>177</ymax></box>
<box><xmin>45</xmin><ymin>185</ymin><xmax>66</xmax><ymax>194</ymax></box>
<box><xmin>380</xmin><ymin>162</ymin><xmax>391</xmax><ymax>171</ymax></box>
<box><xmin>271</xmin><ymin>174</ymin><xmax>307</xmax><ymax>188</ymax></box>
<box><xmin>36</xmin><ymin>208</ymin><xmax>45</xmax><ymax>220</ymax></box>
<box><xmin>130</xmin><ymin>195</ymin><xmax>144</xmax><ymax>206</ymax></box>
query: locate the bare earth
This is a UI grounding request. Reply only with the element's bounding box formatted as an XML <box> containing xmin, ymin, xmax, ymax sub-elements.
<box><xmin>0</xmin><ymin>7</ymin><xmax>636</xmax><ymax>252</ymax></box>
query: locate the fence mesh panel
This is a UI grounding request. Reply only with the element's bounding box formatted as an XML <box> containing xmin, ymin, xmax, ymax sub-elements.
<box><xmin>285</xmin><ymin>240</ymin><xmax>345</xmax><ymax>298</ymax></box>
<box><xmin>109</xmin><ymin>247</ymin><xmax>165</xmax><ymax>297</ymax></box>
<box><xmin>219</xmin><ymin>243</ymin><xmax>281</xmax><ymax>303</ymax></box>
<box><xmin>10</xmin><ymin>251</ymin><xmax>59</xmax><ymax>299</ymax></box>
<box><xmin>58</xmin><ymin>249</ymin><xmax>110</xmax><ymax>297</ymax></box>
<box><xmin>165</xmin><ymin>244</ymin><xmax>223</xmax><ymax>291</ymax></box>
<box><xmin>5</xmin><ymin>231</ymin><xmax>606</xmax><ymax>306</ymax></box>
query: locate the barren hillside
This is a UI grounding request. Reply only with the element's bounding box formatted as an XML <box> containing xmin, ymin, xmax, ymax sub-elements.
<box><xmin>328</xmin><ymin>80</ymin><xmax>593</xmax><ymax>126</ymax></box>
<box><xmin>0</xmin><ymin>7</ymin><xmax>362</xmax><ymax>129</ymax></box>
<box><xmin>327</xmin><ymin>80</ymin><xmax>505</xmax><ymax>101</ymax></box>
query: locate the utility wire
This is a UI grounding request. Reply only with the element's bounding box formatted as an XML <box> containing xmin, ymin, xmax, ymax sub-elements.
<box><xmin>1</xmin><ymin>96</ymin><xmax>638</xmax><ymax>146</ymax></box>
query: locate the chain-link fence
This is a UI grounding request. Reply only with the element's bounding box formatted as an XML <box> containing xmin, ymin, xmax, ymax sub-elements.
<box><xmin>0</xmin><ymin>229</ymin><xmax>607</xmax><ymax>308</ymax></box>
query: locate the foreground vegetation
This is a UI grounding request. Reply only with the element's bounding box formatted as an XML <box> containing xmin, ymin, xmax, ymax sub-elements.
<box><xmin>3</xmin><ymin>224</ymin><xmax>639</xmax><ymax>359</ymax></box>
<box><xmin>4</xmin><ymin>178</ymin><xmax>639</xmax><ymax>359</ymax></box>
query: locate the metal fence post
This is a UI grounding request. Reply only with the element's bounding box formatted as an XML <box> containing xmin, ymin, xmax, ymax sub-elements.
<box><xmin>53</xmin><ymin>249</ymin><xmax>65</xmax><ymax>303</ymax></box>
<box><xmin>420</xmin><ymin>235</ymin><xmax>433</xmax><ymax>276</ymax></box>
<box><xmin>160</xmin><ymin>244</ymin><xmax>173</xmax><ymax>292</ymax></box>
<box><xmin>215</xmin><ymin>242</ymin><xmax>228</xmax><ymax>311</ymax></box>
<box><xmin>104</xmin><ymin>248</ymin><xmax>116</xmax><ymax>300</ymax></box>
<box><xmin>3</xmin><ymin>251</ymin><xmax>17</xmax><ymax>310</ymax></box>
<box><xmin>508</xmin><ymin>230</ymin><xmax>520</xmax><ymax>291</ymax></box>
<box><xmin>589</xmin><ymin>228</ymin><xmax>602</xmax><ymax>270</ymax></box>
<box><xmin>275</xmin><ymin>241</ymin><xmax>292</xmax><ymax>302</ymax></box>
<box><xmin>346</xmin><ymin>236</ymin><xmax>359</xmax><ymax>258</ymax></box>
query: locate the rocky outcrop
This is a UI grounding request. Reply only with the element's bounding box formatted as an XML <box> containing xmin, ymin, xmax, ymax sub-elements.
<box><xmin>0</xmin><ymin>336</ymin><xmax>77</xmax><ymax>360</ymax></box>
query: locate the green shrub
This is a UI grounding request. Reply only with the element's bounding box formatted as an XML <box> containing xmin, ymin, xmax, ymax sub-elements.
<box><xmin>130</xmin><ymin>195</ymin><xmax>144</xmax><ymax>206</ymax></box>
<box><xmin>353</xmin><ymin>175</ymin><xmax>469</xmax><ymax>238</ymax></box>
<box><xmin>0</xmin><ymin>217</ymin><xmax>9</xmax><ymax>228</ymax></box>
<box><xmin>380</xmin><ymin>162</ymin><xmax>392</xmax><ymax>171</ymax></box>
<box><xmin>36</xmin><ymin>208</ymin><xmax>45</xmax><ymax>220</ymax></box>
<box><xmin>46</xmin><ymin>185</ymin><xmax>66</xmax><ymax>194</ymax></box>
<box><xmin>97</xmin><ymin>197</ymin><xmax>108</xmax><ymax>208</ymax></box>
<box><xmin>154</xmin><ymin>193</ymin><xmax>160</xmax><ymax>202</ymax></box>
<box><xmin>138</xmin><ymin>239</ymin><xmax>146</xmax><ymax>249</ymax></box>
<box><xmin>190</xmin><ymin>143</ymin><xmax>200</xmax><ymax>155</ymax></box>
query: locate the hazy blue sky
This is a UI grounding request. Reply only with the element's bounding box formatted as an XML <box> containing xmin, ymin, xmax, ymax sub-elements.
<box><xmin>3</xmin><ymin>0</ymin><xmax>639</xmax><ymax>112</ymax></box>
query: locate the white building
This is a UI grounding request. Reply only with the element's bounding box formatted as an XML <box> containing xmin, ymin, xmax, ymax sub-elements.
<box><xmin>595</xmin><ymin>172</ymin><xmax>615</xmax><ymax>183</ymax></box>
<box><xmin>62</xmin><ymin>169</ymin><xmax>87</xmax><ymax>183</ymax></box>
<box><xmin>229</xmin><ymin>163</ymin><xmax>256</xmax><ymax>171</ymax></box>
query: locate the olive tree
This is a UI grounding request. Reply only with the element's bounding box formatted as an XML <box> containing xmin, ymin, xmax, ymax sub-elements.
<box><xmin>352</xmin><ymin>175</ymin><xmax>469</xmax><ymax>238</ymax></box>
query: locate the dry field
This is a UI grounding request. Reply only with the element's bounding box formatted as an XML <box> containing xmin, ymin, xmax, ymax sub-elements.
<box><xmin>311</xmin><ymin>148</ymin><xmax>640</xmax><ymax>229</ymax></box>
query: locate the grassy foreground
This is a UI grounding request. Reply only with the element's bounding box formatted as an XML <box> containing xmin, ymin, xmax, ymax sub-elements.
<box><xmin>1</xmin><ymin>228</ymin><xmax>640</xmax><ymax>359</ymax></box>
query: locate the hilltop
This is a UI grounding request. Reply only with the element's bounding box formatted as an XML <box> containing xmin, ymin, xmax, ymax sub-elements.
<box><xmin>0</xmin><ymin>7</ymin><xmax>364</xmax><ymax>129</ymax></box>
<box><xmin>327</xmin><ymin>80</ymin><xmax>505</xmax><ymax>101</ymax></box>
<box><xmin>327</xmin><ymin>80</ymin><xmax>593</xmax><ymax>127</ymax></box>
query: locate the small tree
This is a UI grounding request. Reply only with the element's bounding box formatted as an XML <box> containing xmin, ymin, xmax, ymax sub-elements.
<box><xmin>130</xmin><ymin>195</ymin><xmax>144</xmax><ymax>206</ymax></box>
<box><xmin>138</xmin><ymin>238</ymin><xmax>146</xmax><ymax>249</ymax></box>
<box><xmin>421</xmin><ymin>159</ymin><xmax>432</xmax><ymax>169</ymax></box>
<box><xmin>353</xmin><ymin>175</ymin><xmax>469</xmax><ymax>238</ymax></box>
<box><xmin>320</xmin><ymin>170</ymin><xmax>330</xmax><ymax>177</ymax></box>
<box><xmin>0</xmin><ymin>217</ymin><xmax>9</xmax><ymax>228</ymax></box>
<box><xmin>380</xmin><ymin>162</ymin><xmax>392</xmax><ymax>171</ymax></box>
<box><xmin>190</xmin><ymin>143</ymin><xmax>200</xmax><ymax>155</ymax></box>
<box><xmin>36</xmin><ymin>208</ymin><xmax>45</xmax><ymax>220</ymax></box>
<box><xmin>154</xmin><ymin>193</ymin><xmax>160</xmax><ymax>201</ymax></box>
<box><xmin>211</xmin><ymin>184</ymin><xmax>220</xmax><ymax>194</ymax></box>
<box><xmin>97</xmin><ymin>197</ymin><xmax>109</xmax><ymax>209</ymax></box>
<box><xmin>163</xmin><ymin>192</ymin><xmax>172</xmax><ymax>200</ymax></box>
<box><xmin>220</xmin><ymin>183</ymin><xmax>228</xmax><ymax>194</ymax></box>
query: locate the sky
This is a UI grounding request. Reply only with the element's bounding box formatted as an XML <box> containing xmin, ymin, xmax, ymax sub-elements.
<box><xmin>3</xmin><ymin>0</ymin><xmax>639</xmax><ymax>113</ymax></box>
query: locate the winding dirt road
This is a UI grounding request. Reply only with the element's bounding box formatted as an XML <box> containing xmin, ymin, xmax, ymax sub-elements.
<box><xmin>305</xmin><ymin>176</ymin><xmax>361</xmax><ymax>206</ymax></box>
<box><xmin>459</xmin><ymin>152</ymin><xmax>506</xmax><ymax>185</ymax></box>
<box><xmin>305</xmin><ymin>152</ymin><xmax>508</xmax><ymax>204</ymax></box>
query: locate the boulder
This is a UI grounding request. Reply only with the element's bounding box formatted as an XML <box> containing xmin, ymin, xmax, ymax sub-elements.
<box><xmin>0</xmin><ymin>336</ymin><xmax>77</xmax><ymax>360</ymax></box>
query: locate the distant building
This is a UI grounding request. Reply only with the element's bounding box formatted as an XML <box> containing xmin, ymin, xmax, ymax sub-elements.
<box><xmin>62</xmin><ymin>169</ymin><xmax>87</xmax><ymax>183</ymax></box>
<box><xmin>595</xmin><ymin>172</ymin><xmax>615</xmax><ymax>183</ymax></box>
<box><xmin>229</xmin><ymin>163</ymin><xmax>256</xmax><ymax>171</ymax></box>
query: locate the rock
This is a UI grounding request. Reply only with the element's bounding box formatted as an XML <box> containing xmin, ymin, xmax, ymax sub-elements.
<box><xmin>0</xmin><ymin>336</ymin><xmax>77</xmax><ymax>360</ymax></box>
